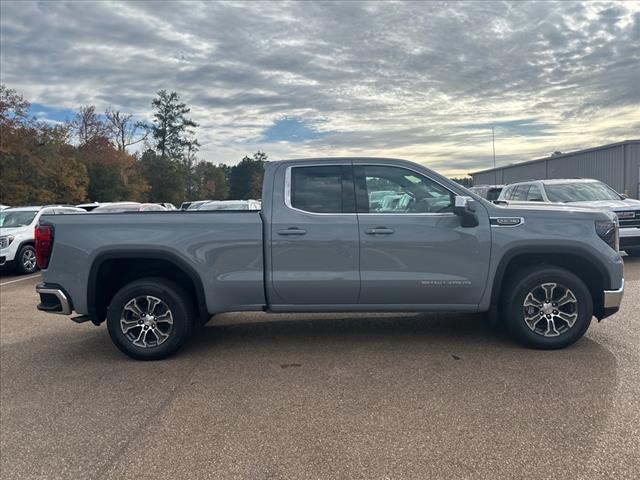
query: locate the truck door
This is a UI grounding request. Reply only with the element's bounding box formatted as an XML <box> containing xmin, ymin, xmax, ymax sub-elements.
<box><xmin>354</xmin><ymin>163</ymin><xmax>491</xmax><ymax>307</ymax></box>
<box><xmin>269</xmin><ymin>163</ymin><xmax>360</xmax><ymax>305</ymax></box>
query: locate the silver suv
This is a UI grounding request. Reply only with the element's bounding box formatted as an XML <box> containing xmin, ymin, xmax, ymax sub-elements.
<box><xmin>499</xmin><ymin>179</ymin><xmax>640</xmax><ymax>255</ymax></box>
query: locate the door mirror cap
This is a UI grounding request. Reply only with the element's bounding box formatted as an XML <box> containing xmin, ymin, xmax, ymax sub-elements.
<box><xmin>453</xmin><ymin>195</ymin><xmax>479</xmax><ymax>227</ymax></box>
<box><xmin>454</xmin><ymin>195</ymin><xmax>476</xmax><ymax>212</ymax></box>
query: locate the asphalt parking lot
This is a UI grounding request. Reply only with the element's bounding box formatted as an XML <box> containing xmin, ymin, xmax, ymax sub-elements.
<box><xmin>1</xmin><ymin>261</ymin><xmax>639</xmax><ymax>480</ymax></box>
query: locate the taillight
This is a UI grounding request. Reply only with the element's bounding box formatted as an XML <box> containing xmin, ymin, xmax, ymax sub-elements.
<box><xmin>35</xmin><ymin>224</ymin><xmax>54</xmax><ymax>269</ymax></box>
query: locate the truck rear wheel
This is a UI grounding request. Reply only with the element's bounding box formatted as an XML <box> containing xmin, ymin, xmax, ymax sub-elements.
<box><xmin>106</xmin><ymin>278</ymin><xmax>195</xmax><ymax>360</ymax></box>
<box><xmin>501</xmin><ymin>266</ymin><xmax>593</xmax><ymax>349</ymax></box>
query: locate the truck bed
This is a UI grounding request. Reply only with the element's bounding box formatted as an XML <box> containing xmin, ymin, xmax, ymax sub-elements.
<box><xmin>42</xmin><ymin>211</ymin><xmax>265</xmax><ymax>315</ymax></box>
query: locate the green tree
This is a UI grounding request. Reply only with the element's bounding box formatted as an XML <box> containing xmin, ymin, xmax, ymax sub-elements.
<box><xmin>228</xmin><ymin>151</ymin><xmax>266</xmax><ymax>200</ymax></box>
<box><xmin>140</xmin><ymin>149</ymin><xmax>186</xmax><ymax>205</ymax></box>
<box><xmin>1</xmin><ymin>86</ymin><xmax>88</xmax><ymax>205</ymax></box>
<box><xmin>80</xmin><ymin>137</ymin><xmax>149</xmax><ymax>202</ymax></box>
<box><xmin>71</xmin><ymin>105</ymin><xmax>109</xmax><ymax>146</ymax></box>
<box><xmin>150</xmin><ymin>90</ymin><xmax>198</xmax><ymax>160</ymax></box>
<box><xmin>192</xmin><ymin>161</ymin><xmax>229</xmax><ymax>200</ymax></box>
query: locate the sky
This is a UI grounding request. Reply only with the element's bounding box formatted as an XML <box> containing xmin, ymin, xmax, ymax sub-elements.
<box><xmin>1</xmin><ymin>1</ymin><xmax>639</xmax><ymax>177</ymax></box>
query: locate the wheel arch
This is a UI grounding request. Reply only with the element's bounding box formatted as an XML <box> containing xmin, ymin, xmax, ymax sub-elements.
<box><xmin>87</xmin><ymin>250</ymin><xmax>208</xmax><ymax>326</ymax></box>
<box><xmin>491</xmin><ymin>246</ymin><xmax>612</xmax><ymax>320</ymax></box>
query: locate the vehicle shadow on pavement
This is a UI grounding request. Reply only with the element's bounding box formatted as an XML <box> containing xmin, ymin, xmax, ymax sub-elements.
<box><xmin>1</xmin><ymin>313</ymin><xmax>618</xmax><ymax>480</ymax></box>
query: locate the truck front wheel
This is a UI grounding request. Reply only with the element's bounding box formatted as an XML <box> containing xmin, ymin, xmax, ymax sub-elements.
<box><xmin>502</xmin><ymin>266</ymin><xmax>593</xmax><ymax>349</ymax></box>
<box><xmin>106</xmin><ymin>278</ymin><xmax>195</xmax><ymax>360</ymax></box>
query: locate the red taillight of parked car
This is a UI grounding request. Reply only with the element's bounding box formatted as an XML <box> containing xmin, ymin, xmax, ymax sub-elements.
<box><xmin>35</xmin><ymin>224</ymin><xmax>54</xmax><ymax>269</ymax></box>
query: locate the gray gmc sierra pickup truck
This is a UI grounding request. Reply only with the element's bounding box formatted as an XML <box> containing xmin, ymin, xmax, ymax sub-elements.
<box><xmin>35</xmin><ymin>158</ymin><xmax>625</xmax><ymax>360</ymax></box>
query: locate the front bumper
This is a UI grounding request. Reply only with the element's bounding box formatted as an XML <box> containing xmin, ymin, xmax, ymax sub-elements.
<box><xmin>36</xmin><ymin>283</ymin><xmax>73</xmax><ymax>315</ymax></box>
<box><xmin>619</xmin><ymin>227</ymin><xmax>640</xmax><ymax>249</ymax></box>
<box><xmin>601</xmin><ymin>279</ymin><xmax>624</xmax><ymax>319</ymax></box>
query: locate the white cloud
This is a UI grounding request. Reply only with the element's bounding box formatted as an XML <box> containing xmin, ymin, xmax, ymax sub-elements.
<box><xmin>1</xmin><ymin>0</ymin><xmax>639</xmax><ymax>176</ymax></box>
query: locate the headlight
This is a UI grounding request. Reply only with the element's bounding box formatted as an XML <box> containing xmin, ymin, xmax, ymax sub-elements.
<box><xmin>595</xmin><ymin>220</ymin><xmax>619</xmax><ymax>252</ymax></box>
<box><xmin>0</xmin><ymin>235</ymin><xmax>15</xmax><ymax>248</ymax></box>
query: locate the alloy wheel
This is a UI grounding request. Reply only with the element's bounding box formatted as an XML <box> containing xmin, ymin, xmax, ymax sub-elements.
<box><xmin>22</xmin><ymin>249</ymin><xmax>37</xmax><ymax>272</ymax></box>
<box><xmin>120</xmin><ymin>295</ymin><xmax>174</xmax><ymax>348</ymax></box>
<box><xmin>522</xmin><ymin>282</ymin><xmax>579</xmax><ymax>337</ymax></box>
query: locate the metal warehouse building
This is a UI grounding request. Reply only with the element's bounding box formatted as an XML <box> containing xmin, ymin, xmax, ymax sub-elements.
<box><xmin>470</xmin><ymin>139</ymin><xmax>640</xmax><ymax>199</ymax></box>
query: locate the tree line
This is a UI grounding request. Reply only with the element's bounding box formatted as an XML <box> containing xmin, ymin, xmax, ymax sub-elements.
<box><xmin>0</xmin><ymin>85</ymin><xmax>265</xmax><ymax>206</ymax></box>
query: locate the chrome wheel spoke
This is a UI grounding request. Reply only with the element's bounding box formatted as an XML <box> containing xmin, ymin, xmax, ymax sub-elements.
<box><xmin>155</xmin><ymin>311</ymin><xmax>173</xmax><ymax>325</ymax></box>
<box><xmin>556</xmin><ymin>311</ymin><xmax>578</xmax><ymax>327</ymax></box>
<box><xmin>544</xmin><ymin>317</ymin><xmax>560</xmax><ymax>337</ymax></box>
<box><xmin>146</xmin><ymin>296</ymin><xmax>161</xmax><ymax>315</ymax></box>
<box><xmin>124</xmin><ymin>298</ymin><xmax>144</xmax><ymax>317</ymax></box>
<box><xmin>524</xmin><ymin>311</ymin><xmax>543</xmax><ymax>330</ymax></box>
<box><xmin>151</xmin><ymin>327</ymin><xmax>169</xmax><ymax>344</ymax></box>
<box><xmin>541</xmin><ymin>283</ymin><xmax>557</xmax><ymax>302</ymax></box>
<box><xmin>133</xmin><ymin>327</ymin><xmax>150</xmax><ymax>348</ymax></box>
<box><xmin>120</xmin><ymin>318</ymin><xmax>141</xmax><ymax>334</ymax></box>
<box><xmin>524</xmin><ymin>293</ymin><xmax>543</xmax><ymax>308</ymax></box>
<box><xmin>556</xmin><ymin>290</ymin><xmax>577</xmax><ymax>307</ymax></box>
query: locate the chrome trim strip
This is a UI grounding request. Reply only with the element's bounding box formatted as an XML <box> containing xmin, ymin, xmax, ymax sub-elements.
<box><xmin>284</xmin><ymin>164</ymin><xmax>355</xmax><ymax>216</ymax></box>
<box><xmin>36</xmin><ymin>285</ymin><xmax>72</xmax><ymax>315</ymax></box>
<box><xmin>603</xmin><ymin>278</ymin><xmax>624</xmax><ymax>310</ymax></box>
<box><xmin>284</xmin><ymin>163</ymin><xmax>457</xmax><ymax>217</ymax></box>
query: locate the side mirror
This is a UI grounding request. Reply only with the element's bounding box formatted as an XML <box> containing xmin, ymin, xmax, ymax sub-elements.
<box><xmin>620</xmin><ymin>193</ymin><xmax>628</xmax><ymax>199</ymax></box>
<box><xmin>453</xmin><ymin>196</ymin><xmax>479</xmax><ymax>227</ymax></box>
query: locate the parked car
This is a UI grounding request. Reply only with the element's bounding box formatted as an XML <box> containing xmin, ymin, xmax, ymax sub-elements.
<box><xmin>498</xmin><ymin>179</ymin><xmax>640</xmax><ymax>256</ymax></box>
<box><xmin>91</xmin><ymin>202</ymin><xmax>167</xmax><ymax>213</ymax></box>
<box><xmin>469</xmin><ymin>184</ymin><xmax>504</xmax><ymax>201</ymax></box>
<box><xmin>0</xmin><ymin>206</ymin><xmax>85</xmax><ymax>274</ymax></box>
<box><xmin>198</xmin><ymin>200</ymin><xmax>262</xmax><ymax>211</ymax></box>
<box><xmin>76</xmin><ymin>202</ymin><xmax>103</xmax><ymax>211</ymax></box>
<box><xmin>186</xmin><ymin>200</ymin><xmax>212</xmax><ymax>210</ymax></box>
<box><xmin>160</xmin><ymin>203</ymin><xmax>177</xmax><ymax>210</ymax></box>
<box><xmin>0</xmin><ymin>204</ymin><xmax>10</xmax><ymax>211</ymax></box>
<box><xmin>35</xmin><ymin>158</ymin><xmax>623</xmax><ymax>360</ymax></box>
<box><xmin>179</xmin><ymin>202</ymin><xmax>193</xmax><ymax>210</ymax></box>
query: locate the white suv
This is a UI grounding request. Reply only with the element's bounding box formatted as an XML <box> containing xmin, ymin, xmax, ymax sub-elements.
<box><xmin>499</xmin><ymin>179</ymin><xmax>640</xmax><ymax>256</ymax></box>
<box><xmin>0</xmin><ymin>206</ymin><xmax>86</xmax><ymax>274</ymax></box>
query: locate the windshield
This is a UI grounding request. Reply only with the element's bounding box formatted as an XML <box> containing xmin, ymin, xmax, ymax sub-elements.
<box><xmin>545</xmin><ymin>182</ymin><xmax>621</xmax><ymax>203</ymax></box>
<box><xmin>0</xmin><ymin>211</ymin><xmax>38</xmax><ymax>228</ymax></box>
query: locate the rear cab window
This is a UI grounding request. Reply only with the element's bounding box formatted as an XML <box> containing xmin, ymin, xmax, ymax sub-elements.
<box><xmin>288</xmin><ymin>165</ymin><xmax>355</xmax><ymax>214</ymax></box>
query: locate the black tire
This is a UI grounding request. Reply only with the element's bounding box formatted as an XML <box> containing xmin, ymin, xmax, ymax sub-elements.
<box><xmin>501</xmin><ymin>266</ymin><xmax>593</xmax><ymax>349</ymax></box>
<box><xmin>106</xmin><ymin>277</ymin><xmax>195</xmax><ymax>360</ymax></box>
<box><xmin>16</xmin><ymin>244</ymin><xmax>38</xmax><ymax>274</ymax></box>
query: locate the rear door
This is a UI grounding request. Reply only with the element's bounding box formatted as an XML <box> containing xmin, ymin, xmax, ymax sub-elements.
<box><xmin>354</xmin><ymin>163</ymin><xmax>491</xmax><ymax>306</ymax></box>
<box><xmin>269</xmin><ymin>162</ymin><xmax>360</xmax><ymax>305</ymax></box>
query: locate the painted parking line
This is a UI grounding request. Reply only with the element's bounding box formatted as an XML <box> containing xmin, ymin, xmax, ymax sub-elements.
<box><xmin>0</xmin><ymin>273</ymin><xmax>42</xmax><ymax>286</ymax></box>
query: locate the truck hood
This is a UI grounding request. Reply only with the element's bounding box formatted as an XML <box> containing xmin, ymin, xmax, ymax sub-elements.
<box><xmin>564</xmin><ymin>198</ymin><xmax>640</xmax><ymax>211</ymax></box>
<box><xmin>493</xmin><ymin>201</ymin><xmax>607</xmax><ymax>214</ymax></box>
<box><xmin>490</xmin><ymin>201</ymin><xmax>616</xmax><ymax>221</ymax></box>
<box><xmin>0</xmin><ymin>226</ymin><xmax>31</xmax><ymax>237</ymax></box>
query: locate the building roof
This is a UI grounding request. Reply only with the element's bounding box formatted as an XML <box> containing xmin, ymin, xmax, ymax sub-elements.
<box><xmin>470</xmin><ymin>139</ymin><xmax>640</xmax><ymax>176</ymax></box>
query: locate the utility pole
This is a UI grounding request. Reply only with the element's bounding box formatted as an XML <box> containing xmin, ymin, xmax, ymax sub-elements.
<box><xmin>492</xmin><ymin>127</ymin><xmax>497</xmax><ymax>185</ymax></box>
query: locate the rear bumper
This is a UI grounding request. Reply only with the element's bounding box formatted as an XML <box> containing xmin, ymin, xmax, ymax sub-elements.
<box><xmin>601</xmin><ymin>279</ymin><xmax>624</xmax><ymax>319</ymax></box>
<box><xmin>36</xmin><ymin>283</ymin><xmax>73</xmax><ymax>315</ymax></box>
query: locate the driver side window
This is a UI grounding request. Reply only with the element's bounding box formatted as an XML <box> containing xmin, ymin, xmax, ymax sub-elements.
<box><xmin>357</xmin><ymin>165</ymin><xmax>454</xmax><ymax>214</ymax></box>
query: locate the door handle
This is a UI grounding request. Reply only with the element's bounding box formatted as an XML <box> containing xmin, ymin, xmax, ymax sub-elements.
<box><xmin>364</xmin><ymin>227</ymin><xmax>395</xmax><ymax>235</ymax></box>
<box><xmin>277</xmin><ymin>228</ymin><xmax>307</xmax><ymax>236</ymax></box>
